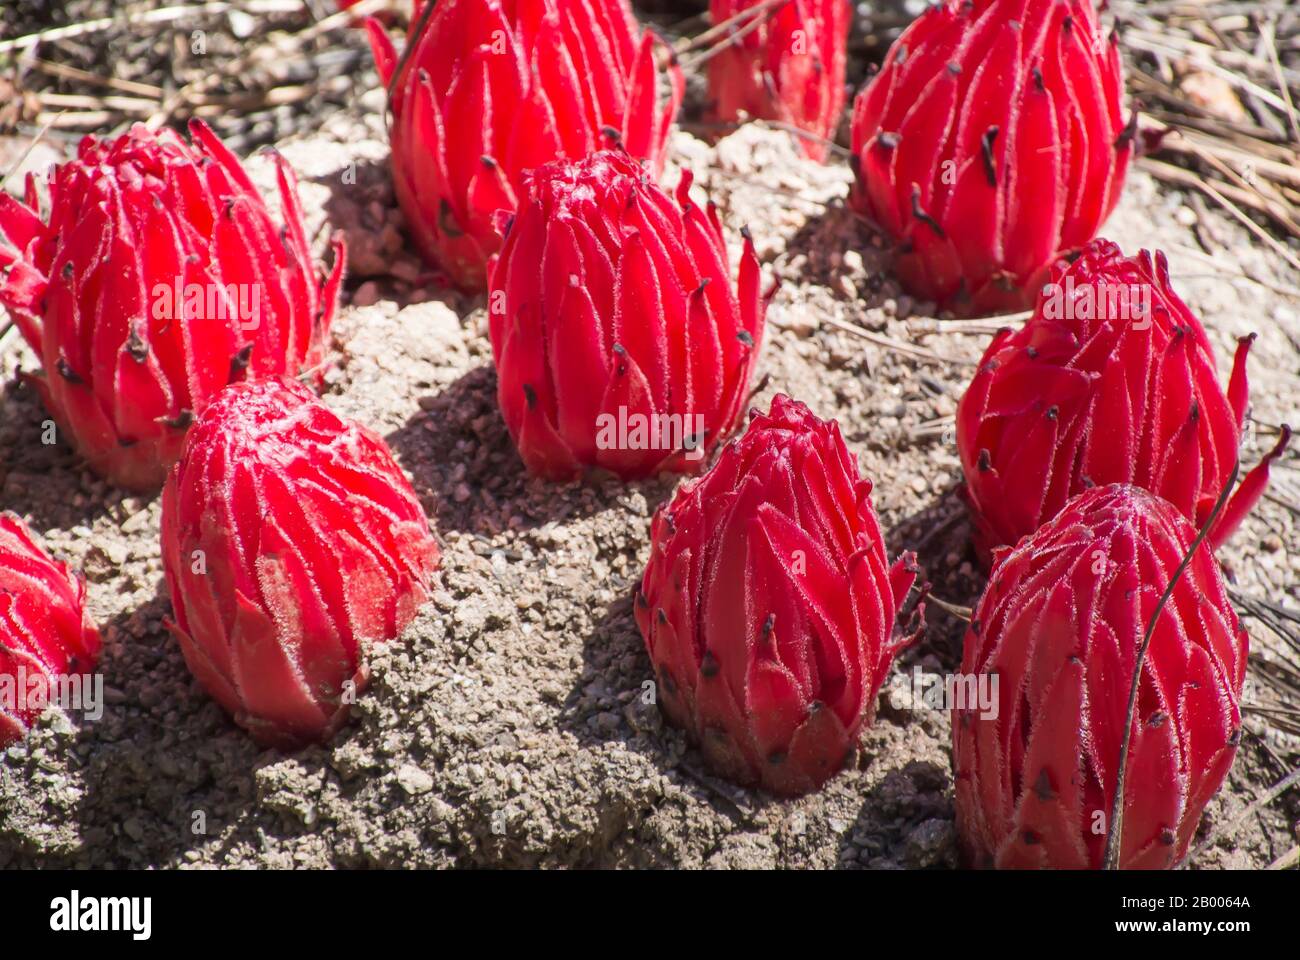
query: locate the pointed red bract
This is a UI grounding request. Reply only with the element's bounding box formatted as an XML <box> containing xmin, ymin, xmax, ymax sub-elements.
<box><xmin>488</xmin><ymin>150</ymin><xmax>769</xmax><ymax>480</ymax></box>
<box><xmin>0</xmin><ymin>513</ymin><xmax>101</xmax><ymax>747</ymax></box>
<box><xmin>160</xmin><ymin>377</ymin><xmax>440</xmax><ymax>748</ymax></box>
<box><xmin>957</xmin><ymin>238</ymin><xmax>1289</xmax><ymax>565</ymax></box>
<box><xmin>636</xmin><ymin>395</ymin><xmax>920</xmax><ymax>795</ymax></box>
<box><xmin>369</xmin><ymin>0</ymin><xmax>684</xmax><ymax>291</ymax></box>
<box><xmin>953</xmin><ymin>484</ymin><xmax>1246</xmax><ymax>869</ymax></box>
<box><xmin>0</xmin><ymin>122</ymin><xmax>346</xmax><ymax>492</ymax></box>
<box><xmin>707</xmin><ymin>0</ymin><xmax>850</xmax><ymax>162</ymax></box>
<box><xmin>848</xmin><ymin>0</ymin><xmax>1131</xmax><ymax>314</ymax></box>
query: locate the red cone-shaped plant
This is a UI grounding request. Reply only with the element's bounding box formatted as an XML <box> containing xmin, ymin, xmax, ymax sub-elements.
<box><xmin>0</xmin><ymin>513</ymin><xmax>101</xmax><ymax>746</ymax></box>
<box><xmin>636</xmin><ymin>395</ymin><xmax>920</xmax><ymax>795</ymax></box>
<box><xmin>161</xmin><ymin>377</ymin><xmax>440</xmax><ymax>748</ymax></box>
<box><xmin>849</xmin><ymin>0</ymin><xmax>1131</xmax><ymax>314</ymax></box>
<box><xmin>957</xmin><ymin>238</ymin><xmax>1290</xmax><ymax>565</ymax></box>
<box><xmin>488</xmin><ymin>150</ymin><xmax>769</xmax><ymax>481</ymax></box>
<box><xmin>0</xmin><ymin>121</ymin><xmax>345</xmax><ymax>492</ymax></box>
<box><xmin>707</xmin><ymin>0</ymin><xmax>850</xmax><ymax>162</ymax></box>
<box><xmin>368</xmin><ymin>0</ymin><xmax>684</xmax><ymax>291</ymax></box>
<box><xmin>954</xmin><ymin>484</ymin><xmax>1246</xmax><ymax>869</ymax></box>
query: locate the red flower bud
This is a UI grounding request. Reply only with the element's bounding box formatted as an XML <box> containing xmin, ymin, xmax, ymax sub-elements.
<box><xmin>636</xmin><ymin>395</ymin><xmax>920</xmax><ymax>795</ymax></box>
<box><xmin>957</xmin><ymin>238</ymin><xmax>1290</xmax><ymax>565</ymax></box>
<box><xmin>368</xmin><ymin>0</ymin><xmax>684</xmax><ymax>290</ymax></box>
<box><xmin>0</xmin><ymin>122</ymin><xmax>346</xmax><ymax>492</ymax></box>
<box><xmin>953</xmin><ymin>484</ymin><xmax>1246</xmax><ymax>869</ymax></box>
<box><xmin>488</xmin><ymin>150</ymin><xmax>769</xmax><ymax>480</ymax></box>
<box><xmin>0</xmin><ymin>513</ymin><xmax>101</xmax><ymax>747</ymax></box>
<box><xmin>707</xmin><ymin>0</ymin><xmax>850</xmax><ymax>162</ymax></box>
<box><xmin>849</xmin><ymin>0</ymin><xmax>1131</xmax><ymax>314</ymax></box>
<box><xmin>160</xmin><ymin>377</ymin><xmax>440</xmax><ymax>747</ymax></box>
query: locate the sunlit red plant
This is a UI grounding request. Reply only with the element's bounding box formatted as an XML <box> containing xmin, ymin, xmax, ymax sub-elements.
<box><xmin>957</xmin><ymin>238</ymin><xmax>1290</xmax><ymax>564</ymax></box>
<box><xmin>0</xmin><ymin>513</ymin><xmax>101</xmax><ymax>747</ymax></box>
<box><xmin>161</xmin><ymin>377</ymin><xmax>440</xmax><ymax>747</ymax></box>
<box><xmin>489</xmin><ymin>150</ymin><xmax>769</xmax><ymax>480</ymax></box>
<box><xmin>849</xmin><ymin>0</ymin><xmax>1131</xmax><ymax>314</ymax></box>
<box><xmin>707</xmin><ymin>0</ymin><xmax>850</xmax><ymax>162</ymax></box>
<box><xmin>954</xmin><ymin>484</ymin><xmax>1246</xmax><ymax>869</ymax></box>
<box><xmin>368</xmin><ymin>0</ymin><xmax>684</xmax><ymax>290</ymax></box>
<box><xmin>0</xmin><ymin>121</ymin><xmax>345</xmax><ymax>492</ymax></box>
<box><xmin>636</xmin><ymin>394</ymin><xmax>921</xmax><ymax>795</ymax></box>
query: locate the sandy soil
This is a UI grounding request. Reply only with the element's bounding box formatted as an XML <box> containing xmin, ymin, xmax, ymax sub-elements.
<box><xmin>0</xmin><ymin>108</ymin><xmax>1297</xmax><ymax>868</ymax></box>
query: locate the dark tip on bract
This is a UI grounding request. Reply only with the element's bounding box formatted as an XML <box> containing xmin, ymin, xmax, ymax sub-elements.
<box><xmin>522</xmin><ymin>383</ymin><xmax>537</xmax><ymax>410</ymax></box>
<box><xmin>878</xmin><ymin>131</ymin><xmax>900</xmax><ymax>151</ymax></box>
<box><xmin>1116</xmin><ymin>111</ymin><xmax>1139</xmax><ymax>150</ymax></box>
<box><xmin>56</xmin><ymin>358</ymin><xmax>82</xmax><ymax>384</ymax></box>
<box><xmin>660</xmin><ymin>667</ymin><xmax>677</xmax><ymax>696</ymax></box>
<box><xmin>910</xmin><ymin>185</ymin><xmax>945</xmax><ymax>238</ymax></box>
<box><xmin>977</xmin><ymin>449</ymin><xmax>992</xmax><ymax>472</ymax></box>
<box><xmin>229</xmin><ymin>343</ymin><xmax>253</xmax><ymax>382</ymax></box>
<box><xmin>700</xmin><ymin>651</ymin><xmax>719</xmax><ymax>678</ymax></box>
<box><xmin>981</xmin><ymin>126</ymin><xmax>999</xmax><ymax>187</ymax></box>
<box><xmin>737</xmin><ymin>330</ymin><xmax>754</xmax><ymax>347</ymax></box>
<box><xmin>168</xmin><ymin>409</ymin><xmax>194</xmax><ymax>430</ymax></box>
<box><xmin>126</xmin><ymin>326</ymin><xmax>147</xmax><ymax>363</ymax></box>
<box><xmin>1033</xmin><ymin>769</ymin><xmax>1055</xmax><ymax>801</ymax></box>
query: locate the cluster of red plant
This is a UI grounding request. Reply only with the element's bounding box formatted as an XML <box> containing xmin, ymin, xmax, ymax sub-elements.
<box><xmin>0</xmin><ymin>0</ymin><xmax>1290</xmax><ymax>870</ymax></box>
